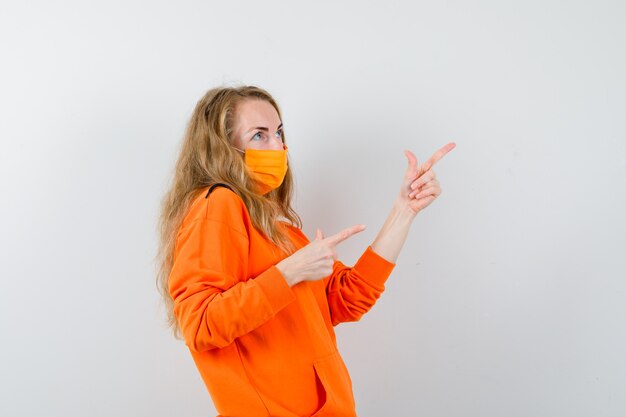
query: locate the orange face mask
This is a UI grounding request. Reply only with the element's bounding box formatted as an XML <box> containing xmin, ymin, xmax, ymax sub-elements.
<box><xmin>234</xmin><ymin>145</ymin><xmax>289</xmax><ymax>195</ymax></box>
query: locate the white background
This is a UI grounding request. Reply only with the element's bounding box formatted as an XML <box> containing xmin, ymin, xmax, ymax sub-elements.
<box><xmin>1</xmin><ymin>1</ymin><xmax>625</xmax><ymax>416</ymax></box>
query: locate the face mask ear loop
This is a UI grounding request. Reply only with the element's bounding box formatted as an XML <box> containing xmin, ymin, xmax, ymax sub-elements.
<box><xmin>234</xmin><ymin>145</ymin><xmax>287</xmax><ymax>153</ymax></box>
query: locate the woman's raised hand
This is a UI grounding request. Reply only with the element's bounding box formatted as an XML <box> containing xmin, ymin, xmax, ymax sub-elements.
<box><xmin>276</xmin><ymin>224</ymin><xmax>366</xmax><ymax>287</ymax></box>
<box><xmin>399</xmin><ymin>143</ymin><xmax>456</xmax><ymax>215</ymax></box>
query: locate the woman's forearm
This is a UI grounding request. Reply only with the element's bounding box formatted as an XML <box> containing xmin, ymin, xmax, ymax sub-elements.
<box><xmin>370</xmin><ymin>198</ymin><xmax>416</xmax><ymax>263</ymax></box>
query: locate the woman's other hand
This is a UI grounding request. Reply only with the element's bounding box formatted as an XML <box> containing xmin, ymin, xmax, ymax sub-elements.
<box><xmin>399</xmin><ymin>143</ymin><xmax>456</xmax><ymax>216</ymax></box>
<box><xmin>276</xmin><ymin>224</ymin><xmax>366</xmax><ymax>287</ymax></box>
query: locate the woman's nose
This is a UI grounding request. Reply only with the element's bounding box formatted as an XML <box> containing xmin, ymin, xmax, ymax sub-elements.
<box><xmin>268</xmin><ymin>135</ymin><xmax>284</xmax><ymax>150</ymax></box>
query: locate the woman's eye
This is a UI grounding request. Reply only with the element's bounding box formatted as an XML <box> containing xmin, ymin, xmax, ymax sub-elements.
<box><xmin>275</xmin><ymin>129</ymin><xmax>283</xmax><ymax>138</ymax></box>
<box><xmin>252</xmin><ymin>132</ymin><xmax>263</xmax><ymax>141</ymax></box>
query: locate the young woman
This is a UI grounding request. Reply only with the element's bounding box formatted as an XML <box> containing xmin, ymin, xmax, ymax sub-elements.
<box><xmin>156</xmin><ymin>85</ymin><xmax>455</xmax><ymax>416</ymax></box>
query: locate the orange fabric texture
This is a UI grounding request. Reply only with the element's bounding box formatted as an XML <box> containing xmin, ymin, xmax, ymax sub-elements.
<box><xmin>169</xmin><ymin>186</ymin><xmax>396</xmax><ymax>417</ymax></box>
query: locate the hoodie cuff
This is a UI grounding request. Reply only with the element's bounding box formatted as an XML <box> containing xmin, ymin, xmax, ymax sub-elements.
<box><xmin>255</xmin><ymin>265</ymin><xmax>296</xmax><ymax>314</ymax></box>
<box><xmin>352</xmin><ymin>245</ymin><xmax>396</xmax><ymax>288</ymax></box>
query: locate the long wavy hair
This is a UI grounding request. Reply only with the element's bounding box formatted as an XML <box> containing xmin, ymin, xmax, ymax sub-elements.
<box><xmin>155</xmin><ymin>85</ymin><xmax>302</xmax><ymax>337</ymax></box>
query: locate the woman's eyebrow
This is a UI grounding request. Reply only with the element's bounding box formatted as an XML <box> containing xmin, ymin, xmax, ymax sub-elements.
<box><xmin>247</xmin><ymin>123</ymin><xmax>283</xmax><ymax>133</ymax></box>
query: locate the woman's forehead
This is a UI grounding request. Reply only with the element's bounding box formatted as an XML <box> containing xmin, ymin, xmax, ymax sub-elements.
<box><xmin>234</xmin><ymin>99</ymin><xmax>281</xmax><ymax>128</ymax></box>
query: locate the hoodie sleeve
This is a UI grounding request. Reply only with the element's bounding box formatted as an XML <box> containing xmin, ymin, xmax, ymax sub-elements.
<box><xmin>168</xmin><ymin>191</ymin><xmax>296</xmax><ymax>352</ymax></box>
<box><xmin>324</xmin><ymin>245</ymin><xmax>396</xmax><ymax>325</ymax></box>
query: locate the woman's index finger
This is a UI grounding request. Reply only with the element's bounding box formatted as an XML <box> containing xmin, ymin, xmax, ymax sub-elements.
<box><xmin>325</xmin><ymin>224</ymin><xmax>366</xmax><ymax>247</ymax></box>
<box><xmin>421</xmin><ymin>142</ymin><xmax>456</xmax><ymax>172</ymax></box>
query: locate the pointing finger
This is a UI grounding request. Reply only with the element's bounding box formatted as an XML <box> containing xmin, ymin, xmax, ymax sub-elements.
<box><xmin>325</xmin><ymin>224</ymin><xmax>366</xmax><ymax>247</ymax></box>
<box><xmin>420</xmin><ymin>142</ymin><xmax>456</xmax><ymax>173</ymax></box>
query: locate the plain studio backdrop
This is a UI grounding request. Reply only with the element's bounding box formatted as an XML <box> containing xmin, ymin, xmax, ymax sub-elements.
<box><xmin>1</xmin><ymin>1</ymin><xmax>625</xmax><ymax>416</ymax></box>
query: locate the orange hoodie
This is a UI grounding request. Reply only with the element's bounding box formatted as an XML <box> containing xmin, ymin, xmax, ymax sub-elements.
<box><xmin>169</xmin><ymin>185</ymin><xmax>396</xmax><ymax>417</ymax></box>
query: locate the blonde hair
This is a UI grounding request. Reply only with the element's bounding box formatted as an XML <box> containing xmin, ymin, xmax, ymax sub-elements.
<box><xmin>155</xmin><ymin>85</ymin><xmax>302</xmax><ymax>338</ymax></box>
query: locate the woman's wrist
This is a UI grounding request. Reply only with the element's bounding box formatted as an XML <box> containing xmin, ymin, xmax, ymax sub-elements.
<box><xmin>370</xmin><ymin>198</ymin><xmax>416</xmax><ymax>263</ymax></box>
<box><xmin>276</xmin><ymin>260</ymin><xmax>298</xmax><ymax>287</ymax></box>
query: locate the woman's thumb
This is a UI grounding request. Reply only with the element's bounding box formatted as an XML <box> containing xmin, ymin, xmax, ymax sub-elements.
<box><xmin>315</xmin><ymin>228</ymin><xmax>324</xmax><ymax>240</ymax></box>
